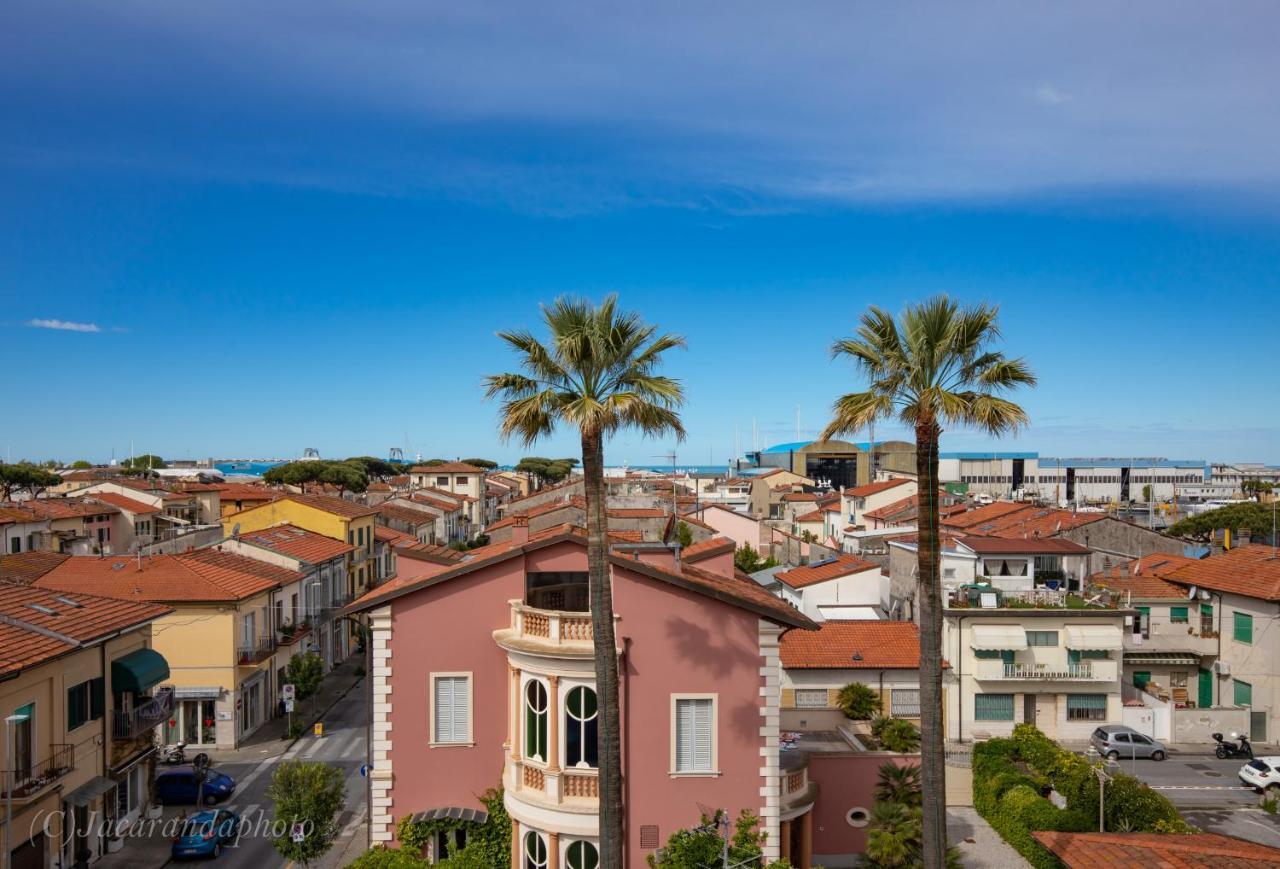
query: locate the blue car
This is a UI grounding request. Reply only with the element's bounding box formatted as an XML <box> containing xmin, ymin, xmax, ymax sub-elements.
<box><xmin>171</xmin><ymin>809</ymin><xmax>241</xmax><ymax>860</ymax></box>
<box><xmin>155</xmin><ymin>767</ymin><xmax>237</xmax><ymax>806</ymax></box>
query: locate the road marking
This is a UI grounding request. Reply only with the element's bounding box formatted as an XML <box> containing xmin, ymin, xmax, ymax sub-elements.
<box><xmin>1150</xmin><ymin>785</ymin><xmax>1253</xmax><ymax>790</ymax></box>
<box><xmin>339</xmin><ymin>809</ymin><xmax>367</xmax><ymax>839</ymax></box>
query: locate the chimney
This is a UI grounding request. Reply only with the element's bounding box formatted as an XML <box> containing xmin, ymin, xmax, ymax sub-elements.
<box><xmin>512</xmin><ymin>515</ymin><xmax>530</xmax><ymax>544</ymax></box>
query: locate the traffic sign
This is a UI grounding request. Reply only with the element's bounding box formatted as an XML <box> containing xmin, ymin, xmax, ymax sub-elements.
<box><xmin>314</xmin><ymin>721</ymin><xmax>324</xmax><ymax>737</ymax></box>
<box><xmin>359</xmin><ymin>763</ymin><xmax>372</xmax><ymax>778</ymax></box>
<box><xmin>291</xmin><ymin>823</ymin><xmax>306</xmax><ymax>844</ymax></box>
<box><xmin>282</xmin><ymin>684</ymin><xmax>296</xmax><ymax>701</ymax></box>
<box><xmin>284</xmin><ymin>698</ymin><xmax>295</xmax><ymax>713</ymax></box>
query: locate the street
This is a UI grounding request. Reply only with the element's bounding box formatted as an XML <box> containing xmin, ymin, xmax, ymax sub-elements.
<box><xmin>100</xmin><ymin>676</ymin><xmax>368</xmax><ymax>869</ymax></box>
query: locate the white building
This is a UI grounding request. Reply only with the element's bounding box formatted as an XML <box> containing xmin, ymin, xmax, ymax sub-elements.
<box><xmin>771</xmin><ymin>554</ymin><xmax>886</xmax><ymax>621</ymax></box>
<box><xmin>939</xmin><ymin>452</ymin><xmax>1211</xmax><ymax>504</ymax></box>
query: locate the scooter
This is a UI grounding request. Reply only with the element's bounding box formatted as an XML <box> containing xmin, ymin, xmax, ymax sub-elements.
<box><xmin>1212</xmin><ymin>731</ymin><xmax>1253</xmax><ymax>760</ymax></box>
<box><xmin>159</xmin><ymin>742</ymin><xmax>211</xmax><ymax>768</ymax></box>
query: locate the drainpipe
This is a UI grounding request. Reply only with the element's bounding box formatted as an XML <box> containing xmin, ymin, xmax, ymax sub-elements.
<box><xmin>1214</xmin><ymin>592</ymin><xmax>1223</xmax><ymax>707</ymax></box>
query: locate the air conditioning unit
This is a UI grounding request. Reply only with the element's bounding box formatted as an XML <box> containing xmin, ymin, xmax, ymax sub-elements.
<box><xmin>1212</xmin><ymin>660</ymin><xmax>1231</xmax><ymax>676</ymax></box>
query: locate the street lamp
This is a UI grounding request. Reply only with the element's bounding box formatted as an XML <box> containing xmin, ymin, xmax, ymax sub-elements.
<box><xmin>1084</xmin><ymin>747</ymin><xmax>1113</xmax><ymax>832</ymax></box>
<box><xmin>4</xmin><ymin>712</ymin><xmax>30</xmax><ymax>869</ymax></box>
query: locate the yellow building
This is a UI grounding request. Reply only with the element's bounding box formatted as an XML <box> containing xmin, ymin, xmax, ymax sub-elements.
<box><xmin>223</xmin><ymin>492</ymin><xmax>379</xmax><ymax>600</ymax></box>
<box><xmin>33</xmin><ymin>548</ymin><xmax>302</xmax><ymax>750</ymax></box>
<box><xmin>0</xmin><ymin>579</ymin><xmax>171</xmax><ymax>868</ymax></box>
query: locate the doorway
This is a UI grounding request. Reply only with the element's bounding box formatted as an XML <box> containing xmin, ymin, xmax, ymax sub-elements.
<box><xmin>1252</xmin><ymin>711</ymin><xmax>1268</xmax><ymax>743</ymax></box>
<box><xmin>1023</xmin><ymin>694</ymin><xmax>1036</xmax><ymax>724</ymax></box>
<box><xmin>1035</xmin><ymin>695</ymin><xmax>1057</xmax><ymax>737</ymax></box>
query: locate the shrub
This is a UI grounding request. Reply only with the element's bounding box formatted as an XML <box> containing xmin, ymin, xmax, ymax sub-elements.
<box><xmin>838</xmin><ymin>683</ymin><xmax>882</xmax><ymax>720</ymax></box>
<box><xmin>396</xmin><ymin>788</ymin><xmax>510</xmax><ymax>866</ymax></box>
<box><xmin>873</xmin><ymin>763</ymin><xmax>922</xmax><ymax>808</ymax></box>
<box><xmin>348</xmin><ymin>846</ymin><xmax>428</xmax><ymax>868</ymax></box>
<box><xmin>878</xmin><ymin>719</ymin><xmax>921</xmax><ymax>753</ymax></box>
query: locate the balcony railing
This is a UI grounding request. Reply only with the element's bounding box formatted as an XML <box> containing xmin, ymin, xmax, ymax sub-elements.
<box><xmin>1</xmin><ymin>744</ymin><xmax>73</xmax><ymax>801</ymax></box>
<box><xmin>974</xmin><ymin>660</ymin><xmax>1118</xmax><ymax>681</ymax></box>
<box><xmin>277</xmin><ymin>621</ymin><xmax>312</xmax><ymax>646</ymax></box>
<box><xmin>236</xmin><ymin>635</ymin><xmax>276</xmax><ymax>665</ymax></box>
<box><xmin>113</xmin><ymin>687</ymin><xmax>174</xmax><ymax>740</ymax></box>
<box><xmin>508</xmin><ymin>601</ymin><xmax>595</xmax><ymax>644</ymax></box>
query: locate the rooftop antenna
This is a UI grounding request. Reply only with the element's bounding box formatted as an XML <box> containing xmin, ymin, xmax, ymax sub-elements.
<box><xmin>795</xmin><ymin>405</ymin><xmax>802</xmax><ymax>440</ymax></box>
<box><xmin>653</xmin><ymin>450</ymin><xmax>678</xmax><ymax>520</ymax></box>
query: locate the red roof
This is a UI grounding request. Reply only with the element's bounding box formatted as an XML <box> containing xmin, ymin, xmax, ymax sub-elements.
<box><xmin>1164</xmin><ymin>545</ymin><xmax>1280</xmax><ymax>602</ymax></box>
<box><xmin>35</xmin><ymin>548</ymin><xmax>301</xmax><ymax>602</ymax></box>
<box><xmin>83</xmin><ymin>492</ymin><xmax>160</xmax><ymax>515</ymax></box>
<box><xmin>958</xmin><ymin>536</ymin><xmax>1089</xmax><ymax>555</ymax></box>
<box><xmin>15</xmin><ymin>499</ymin><xmax>121</xmax><ymax>520</ymax></box>
<box><xmin>681</xmin><ymin>537</ymin><xmax>735</xmax><ymax>562</ymax></box>
<box><xmin>775</xmin><ymin>554</ymin><xmax>880</xmax><ymax>589</ymax></box>
<box><xmin>793</xmin><ymin>510</ymin><xmax>825</xmax><ymax>523</ymax></box>
<box><xmin>410</xmin><ymin>462</ymin><xmax>487</xmax><ymax>474</ymax></box>
<box><xmin>607</xmin><ymin>507</ymin><xmax>667</xmax><ymax>519</ymax></box>
<box><xmin>262</xmin><ymin>492</ymin><xmax>379</xmax><ymax>519</ymax></box>
<box><xmin>943</xmin><ymin>501</ymin><xmax>1036</xmax><ymax>529</ymax></box>
<box><xmin>374</xmin><ymin>526</ymin><xmax>418</xmax><ymax>546</ymax></box>
<box><xmin>1032</xmin><ymin>831</ymin><xmax>1280</xmax><ymax>867</ymax></box>
<box><xmin>239</xmin><ymin>524</ymin><xmax>355</xmax><ymax>563</ymax></box>
<box><xmin>781</xmin><ymin>621</ymin><xmax>927</xmax><ymax>669</ymax></box>
<box><xmin>845</xmin><ymin>478</ymin><xmax>913</xmax><ymax>498</ymax></box>
<box><xmin>945</xmin><ymin>502</ymin><xmax>1106</xmax><ymax>538</ymax></box>
<box><xmin>377</xmin><ymin>503</ymin><xmax>439</xmax><ymax>526</ymax></box>
<box><xmin>1089</xmin><ymin>554</ymin><xmax>1206</xmax><ymax>599</ymax></box>
<box><xmin>781</xmin><ymin>492</ymin><xmax>819</xmax><ymax>502</ymax></box>
<box><xmin>0</xmin><ymin>551</ymin><xmax>70</xmax><ymax>584</ymax></box>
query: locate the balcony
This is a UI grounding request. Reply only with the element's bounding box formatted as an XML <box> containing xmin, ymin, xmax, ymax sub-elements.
<box><xmin>236</xmin><ymin>635</ymin><xmax>276</xmax><ymax>665</ymax></box>
<box><xmin>974</xmin><ymin>659</ymin><xmax>1119</xmax><ymax>682</ymax></box>
<box><xmin>1</xmin><ymin>744</ymin><xmax>73</xmax><ymax>802</ymax></box>
<box><xmin>948</xmin><ymin>586</ymin><xmax>1118</xmax><ymax>610</ymax></box>
<box><xmin>509</xmin><ymin>758</ymin><xmax>599</xmax><ymax>810</ymax></box>
<box><xmin>113</xmin><ymin>687</ymin><xmax>174</xmax><ymax>740</ymax></box>
<box><xmin>494</xmin><ymin>601</ymin><xmax>617</xmax><ymax>658</ymax></box>
<box><xmin>277</xmin><ymin>621</ymin><xmax>312</xmax><ymax>646</ymax></box>
<box><xmin>317</xmin><ymin>590</ymin><xmax>353</xmax><ymax>623</ymax></box>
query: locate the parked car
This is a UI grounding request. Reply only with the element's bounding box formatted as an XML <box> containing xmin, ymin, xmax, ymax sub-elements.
<box><xmin>1239</xmin><ymin>757</ymin><xmax>1280</xmax><ymax>793</ymax></box>
<box><xmin>155</xmin><ymin>766</ymin><xmax>237</xmax><ymax>806</ymax></box>
<box><xmin>171</xmin><ymin>809</ymin><xmax>241</xmax><ymax>860</ymax></box>
<box><xmin>1089</xmin><ymin>725</ymin><xmax>1167</xmax><ymax>761</ymax></box>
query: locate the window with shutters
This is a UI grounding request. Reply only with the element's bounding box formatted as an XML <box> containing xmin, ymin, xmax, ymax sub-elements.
<box><xmin>794</xmin><ymin>689</ymin><xmax>828</xmax><ymax>709</ymax></box>
<box><xmin>1066</xmin><ymin>694</ymin><xmax>1107</xmax><ymax>721</ymax></box>
<box><xmin>671</xmin><ymin>695</ymin><xmax>716</xmax><ymax>775</ymax></box>
<box><xmin>525</xmin><ymin>679</ymin><xmax>549</xmax><ymax>762</ymax></box>
<box><xmin>430</xmin><ymin>673</ymin><xmax>472</xmax><ymax>745</ymax></box>
<box><xmin>1234</xmin><ymin>679</ymin><xmax>1252</xmax><ymax>708</ymax></box>
<box><xmin>974</xmin><ymin>694</ymin><xmax>1014</xmax><ymax>721</ymax></box>
<box><xmin>891</xmin><ymin>689</ymin><xmax>921</xmax><ymax>717</ymax></box>
<box><xmin>1233</xmin><ymin>611</ymin><xmax>1253</xmax><ymax>645</ymax></box>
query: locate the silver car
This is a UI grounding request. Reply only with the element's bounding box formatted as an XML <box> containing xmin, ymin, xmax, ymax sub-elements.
<box><xmin>1090</xmin><ymin>725</ymin><xmax>1167</xmax><ymax>761</ymax></box>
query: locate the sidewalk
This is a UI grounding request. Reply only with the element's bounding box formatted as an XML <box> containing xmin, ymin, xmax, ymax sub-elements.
<box><xmin>207</xmin><ymin>657</ymin><xmax>367</xmax><ymax>763</ymax></box>
<box><xmin>948</xmin><ymin>807</ymin><xmax>1029</xmax><ymax>868</ymax></box>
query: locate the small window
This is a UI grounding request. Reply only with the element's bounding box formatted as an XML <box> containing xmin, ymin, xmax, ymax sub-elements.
<box><xmin>974</xmin><ymin>694</ymin><xmax>1014</xmax><ymax>721</ymax></box>
<box><xmin>525</xmin><ymin>680</ymin><xmax>549</xmax><ymax>761</ymax></box>
<box><xmin>1025</xmin><ymin>631</ymin><xmax>1058</xmax><ymax>647</ymax></box>
<box><xmin>846</xmin><ymin>807</ymin><xmax>870</xmax><ymax>828</ymax></box>
<box><xmin>1169</xmin><ymin>606</ymin><xmax>1189</xmax><ymax>624</ymax></box>
<box><xmin>794</xmin><ymin>689</ymin><xmax>828</xmax><ymax>709</ymax></box>
<box><xmin>1234</xmin><ymin>611</ymin><xmax>1253</xmax><ymax>645</ymax></box>
<box><xmin>673</xmin><ymin>696</ymin><xmax>715</xmax><ymax>773</ymax></box>
<box><xmin>436</xmin><ymin>476</ymin><xmax>450</xmax><ymax>487</ymax></box>
<box><xmin>1066</xmin><ymin>694</ymin><xmax>1107</xmax><ymax>721</ymax></box>
<box><xmin>431</xmin><ymin>674</ymin><xmax>472</xmax><ymax>744</ymax></box>
<box><xmin>1235</xmin><ymin>679</ymin><xmax>1253</xmax><ymax>707</ymax></box>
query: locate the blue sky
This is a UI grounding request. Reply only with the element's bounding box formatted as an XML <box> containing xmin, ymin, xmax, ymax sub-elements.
<box><xmin>3</xmin><ymin>1</ymin><xmax>1279</xmax><ymax>465</ymax></box>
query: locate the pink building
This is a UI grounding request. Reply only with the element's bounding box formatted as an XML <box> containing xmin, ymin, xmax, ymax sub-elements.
<box><xmin>347</xmin><ymin>519</ymin><xmax>820</xmax><ymax>868</ymax></box>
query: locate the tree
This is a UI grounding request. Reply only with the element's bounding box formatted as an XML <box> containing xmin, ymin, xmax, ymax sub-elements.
<box><xmin>121</xmin><ymin>454</ymin><xmax>167</xmax><ymax>470</ymax></box>
<box><xmin>285</xmin><ymin>652</ymin><xmax>324</xmax><ymax>700</ymax></box>
<box><xmin>837</xmin><ymin>682</ymin><xmax>881</xmax><ymax>719</ymax></box>
<box><xmin>734</xmin><ymin>543</ymin><xmax>778</xmax><ymax>574</ymax></box>
<box><xmin>266</xmin><ymin>760</ymin><xmax>345</xmax><ymax>865</ymax></box>
<box><xmin>0</xmin><ymin>463</ymin><xmax>62</xmax><ymax>500</ymax></box>
<box><xmin>70</xmin><ymin>460</ymin><xmax>93</xmax><ymax>470</ymax></box>
<box><xmin>647</xmin><ymin>809</ymin><xmax>791</xmax><ymax>869</ymax></box>
<box><xmin>675</xmin><ymin>520</ymin><xmax>694</xmax><ymax>548</ymax></box>
<box><xmin>515</xmin><ymin>456</ymin><xmax>579</xmax><ymax>485</ymax></box>
<box><xmin>821</xmin><ymin>296</ymin><xmax>1035</xmax><ymax>867</ymax></box>
<box><xmin>1141</xmin><ymin>484</ymin><xmax>1153</xmax><ymax>503</ymax></box>
<box><xmin>1169</xmin><ymin>501</ymin><xmax>1279</xmax><ymax>541</ymax></box>
<box><xmin>874</xmin><ymin>762</ymin><xmax>923</xmax><ymax>808</ymax></box>
<box><xmin>486</xmin><ymin>295</ymin><xmax>685</xmax><ymax>867</ymax></box>
<box><xmin>345</xmin><ymin>456</ymin><xmax>401</xmax><ymax>480</ymax></box>
<box><xmin>263</xmin><ymin>460</ymin><xmax>368</xmax><ymax>494</ymax></box>
<box><xmin>460</xmin><ymin>458</ymin><xmax>499</xmax><ymax>470</ymax></box>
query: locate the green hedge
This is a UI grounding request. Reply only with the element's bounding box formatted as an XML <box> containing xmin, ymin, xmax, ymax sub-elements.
<box><xmin>972</xmin><ymin>724</ymin><xmax>1189</xmax><ymax>867</ymax></box>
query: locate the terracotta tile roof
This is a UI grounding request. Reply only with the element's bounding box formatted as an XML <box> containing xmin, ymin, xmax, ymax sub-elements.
<box><xmin>676</xmin><ymin>513</ymin><xmax>715</xmax><ymax>531</ymax></box>
<box><xmin>210</xmin><ymin>483</ymin><xmax>279</xmax><ymax>502</ymax></box>
<box><xmin>959</xmin><ymin>536</ymin><xmax>1089</xmax><ymax>555</ymax></box>
<box><xmin>278</xmin><ymin>493</ymin><xmax>379</xmax><ymax>519</ymax></box>
<box><xmin>681</xmin><ymin>537</ymin><xmax>735</xmax><ymax>562</ymax></box>
<box><xmin>418</xmin><ymin>487</ymin><xmax>476</xmax><ymax>504</ymax></box>
<box><xmin>239</xmin><ymin>524</ymin><xmax>356</xmax><ymax>563</ymax></box>
<box><xmin>82</xmin><ymin>492</ymin><xmax>159</xmax><ymax>515</ymax></box>
<box><xmin>863</xmin><ymin>494</ymin><xmax>966</xmax><ymax>523</ymax></box>
<box><xmin>0</xmin><ymin>507</ymin><xmax>38</xmax><ymax>524</ymax></box>
<box><xmin>0</xmin><ymin>551</ymin><xmax>70</xmax><ymax>584</ymax></box>
<box><xmin>1088</xmin><ymin>554</ymin><xmax>1206</xmax><ymax>599</ymax></box>
<box><xmin>0</xmin><ymin>585</ymin><xmax>170</xmax><ymax>676</ymax></box>
<box><xmin>410</xmin><ymin>462</ymin><xmax>487</xmax><ymax>474</ymax></box>
<box><xmin>116</xmin><ymin>479</ymin><xmax>192</xmax><ymax>501</ymax></box>
<box><xmin>377</xmin><ymin>503</ymin><xmax>439</xmax><ymax>526</ymax></box>
<box><xmin>346</xmin><ymin>526</ymin><xmax>815</xmax><ymax>629</ymax></box>
<box><xmin>981</xmin><ymin>507</ymin><xmax>1106</xmax><ymax>538</ymax></box>
<box><xmin>776</xmin><ymin>554</ymin><xmax>881</xmax><ymax>589</ymax></box>
<box><xmin>35</xmin><ymin>548</ymin><xmax>300</xmax><ymax>603</ymax></box>
<box><xmin>374</xmin><ymin>526</ymin><xmax>418</xmax><ymax>546</ymax></box>
<box><xmin>781</xmin><ymin>620</ymin><xmax>926</xmax><ymax>669</ymax></box>
<box><xmin>501</xmin><ymin>477</ymin><xmax>584</xmax><ymax>509</ymax></box>
<box><xmin>845</xmin><ymin>478</ymin><xmax>913</xmax><ymax>498</ymax></box>
<box><xmin>406</xmin><ymin>493</ymin><xmax>462</xmax><ymax>513</ymax></box>
<box><xmin>608</xmin><ymin>529</ymin><xmax>644</xmax><ymax>542</ymax></box>
<box><xmin>489</xmin><ymin>497</ymin><xmax>586</xmax><ymax>530</ymax></box>
<box><xmin>942</xmin><ymin>501</ymin><xmax>1035</xmax><ymax>529</ymax></box>
<box><xmin>367</xmin><ymin>482</ymin><xmax>392</xmax><ymax>492</ymax></box>
<box><xmin>18</xmin><ymin>499</ymin><xmax>121</xmax><ymax>520</ymax></box>
<box><xmin>793</xmin><ymin>510</ymin><xmax>825</xmax><ymax>523</ymax></box>
<box><xmin>1163</xmin><ymin>545</ymin><xmax>1280</xmax><ymax>602</ymax></box>
<box><xmin>781</xmin><ymin>492</ymin><xmax>819</xmax><ymax>502</ymax></box>
<box><xmin>1032</xmin><ymin>831</ymin><xmax>1280</xmax><ymax>867</ymax></box>
<box><xmin>607</xmin><ymin>507</ymin><xmax>667</xmax><ymax>519</ymax></box>
<box><xmin>394</xmin><ymin>542</ymin><xmax>466</xmax><ymax>563</ymax></box>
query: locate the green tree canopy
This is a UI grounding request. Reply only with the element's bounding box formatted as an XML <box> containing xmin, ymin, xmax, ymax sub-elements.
<box><xmin>266</xmin><ymin>760</ymin><xmax>345</xmax><ymax>865</ymax></box>
<box><xmin>646</xmin><ymin>809</ymin><xmax>791</xmax><ymax>869</ymax></box>
<box><xmin>70</xmin><ymin>460</ymin><xmax>93</xmax><ymax>470</ymax></box>
<box><xmin>121</xmin><ymin>454</ymin><xmax>167</xmax><ymax>470</ymax></box>
<box><xmin>734</xmin><ymin>543</ymin><xmax>778</xmax><ymax>574</ymax></box>
<box><xmin>345</xmin><ymin>456</ymin><xmax>401</xmax><ymax>480</ymax></box>
<box><xmin>0</xmin><ymin>463</ymin><xmax>63</xmax><ymax>500</ymax></box>
<box><xmin>460</xmin><ymin>458</ymin><xmax>499</xmax><ymax>469</ymax></box>
<box><xmin>285</xmin><ymin>652</ymin><xmax>324</xmax><ymax>700</ymax></box>
<box><xmin>515</xmin><ymin>456</ymin><xmax>579</xmax><ymax>484</ymax></box>
<box><xmin>1169</xmin><ymin>500</ymin><xmax>1279</xmax><ymax>541</ymax></box>
<box><xmin>263</xmin><ymin>460</ymin><xmax>368</xmax><ymax>494</ymax></box>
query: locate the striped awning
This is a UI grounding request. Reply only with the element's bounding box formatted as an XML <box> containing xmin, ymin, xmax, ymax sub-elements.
<box><xmin>173</xmin><ymin>686</ymin><xmax>222</xmax><ymax>700</ymax></box>
<box><xmin>408</xmin><ymin>807</ymin><xmax>488</xmax><ymax>825</ymax></box>
<box><xmin>1064</xmin><ymin>625</ymin><xmax>1124</xmax><ymax>651</ymax></box>
<box><xmin>971</xmin><ymin>625</ymin><xmax>1028</xmax><ymax>651</ymax></box>
<box><xmin>1123</xmin><ymin>651</ymin><xmax>1202</xmax><ymax>666</ymax></box>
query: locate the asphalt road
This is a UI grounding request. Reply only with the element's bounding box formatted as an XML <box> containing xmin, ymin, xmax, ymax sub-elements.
<box><xmin>1122</xmin><ymin>754</ymin><xmax>1260</xmax><ymax>809</ymax></box>
<box><xmin>147</xmin><ymin>682</ymin><xmax>368</xmax><ymax>868</ymax></box>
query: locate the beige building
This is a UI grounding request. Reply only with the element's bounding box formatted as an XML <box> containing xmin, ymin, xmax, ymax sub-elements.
<box><xmin>408</xmin><ymin>462</ymin><xmax>487</xmax><ymax>526</ymax></box>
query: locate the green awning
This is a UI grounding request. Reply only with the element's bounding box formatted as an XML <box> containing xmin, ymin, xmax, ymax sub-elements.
<box><xmin>111</xmin><ymin>648</ymin><xmax>170</xmax><ymax>695</ymax></box>
<box><xmin>1122</xmin><ymin>651</ymin><xmax>1202</xmax><ymax>666</ymax></box>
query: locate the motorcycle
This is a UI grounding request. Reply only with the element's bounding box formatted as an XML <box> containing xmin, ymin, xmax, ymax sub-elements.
<box><xmin>159</xmin><ymin>742</ymin><xmax>211</xmax><ymax>768</ymax></box>
<box><xmin>1212</xmin><ymin>731</ymin><xmax>1253</xmax><ymax>760</ymax></box>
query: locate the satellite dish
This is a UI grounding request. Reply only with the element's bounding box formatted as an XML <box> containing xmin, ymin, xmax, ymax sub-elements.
<box><xmin>1199</xmin><ymin>589</ymin><xmax>1211</xmax><ymax>601</ymax></box>
<box><xmin>1187</xmin><ymin>585</ymin><xmax>1198</xmax><ymax>600</ymax></box>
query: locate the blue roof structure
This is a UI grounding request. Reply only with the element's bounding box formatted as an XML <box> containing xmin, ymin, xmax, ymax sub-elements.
<box><xmin>760</xmin><ymin>441</ymin><xmax>813</xmax><ymax>454</ymax></box>
<box><xmin>1040</xmin><ymin>457</ymin><xmax>1206</xmax><ymax>469</ymax></box>
<box><xmin>939</xmin><ymin>452</ymin><xmax>1039</xmax><ymax>460</ymax></box>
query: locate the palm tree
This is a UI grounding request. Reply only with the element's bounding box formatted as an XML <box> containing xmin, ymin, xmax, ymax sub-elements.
<box><xmin>486</xmin><ymin>295</ymin><xmax>685</xmax><ymax>867</ymax></box>
<box><xmin>821</xmin><ymin>296</ymin><xmax>1035</xmax><ymax>867</ymax></box>
<box><xmin>874</xmin><ymin>762</ymin><xmax>922</xmax><ymax>808</ymax></box>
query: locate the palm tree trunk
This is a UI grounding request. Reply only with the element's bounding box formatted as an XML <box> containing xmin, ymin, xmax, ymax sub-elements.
<box><xmin>581</xmin><ymin>429</ymin><xmax>624</xmax><ymax>866</ymax></box>
<box><xmin>915</xmin><ymin>418</ymin><xmax>947</xmax><ymax>868</ymax></box>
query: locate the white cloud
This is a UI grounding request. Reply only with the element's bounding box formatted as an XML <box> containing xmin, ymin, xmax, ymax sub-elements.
<box><xmin>1034</xmin><ymin>84</ymin><xmax>1072</xmax><ymax>106</ymax></box>
<box><xmin>27</xmin><ymin>318</ymin><xmax>102</xmax><ymax>333</ymax></box>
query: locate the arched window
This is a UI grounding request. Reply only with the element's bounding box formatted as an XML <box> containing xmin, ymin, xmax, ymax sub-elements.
<box><xmin>525</xmin><ymin>680</ymin><xmax>548</xmax><ymax>761</ymax></box>
<box><xmin>566</xmin><ymin>840</ymin><xmax>599</xmax><ymax>869</ymax></box>
<box><xmin>524</xmin><ymin>831</ymin><xmax>547</xmax><ymax>869</ymax></box>
<box><xmin>565</xmin><ymin>686</ymin><xmax>598</xmax><ymax>768</ymax></box>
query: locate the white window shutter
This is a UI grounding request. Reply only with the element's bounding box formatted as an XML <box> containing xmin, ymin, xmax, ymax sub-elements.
<box><xmin>675</xmin><ymin>699</ymin><xmax>712</xmax><ymax>771</ymax></box>
<box><xmin>435</xmin><ymin>677</ymin><xmax>468</xmax><ymax>743</ymax></box>
<box><xmin>454</xmin><ymin>677</ymin><xmax>469</xmax><ymax>741</ymax></box>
